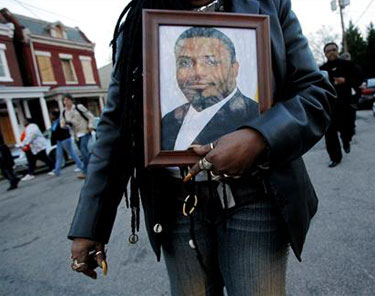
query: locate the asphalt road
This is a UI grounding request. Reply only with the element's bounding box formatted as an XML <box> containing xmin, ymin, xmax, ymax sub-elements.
<box><xmin>1</xmin><ymin>110</ymin><xmax>374</xmax><ymax>296</ymax></box>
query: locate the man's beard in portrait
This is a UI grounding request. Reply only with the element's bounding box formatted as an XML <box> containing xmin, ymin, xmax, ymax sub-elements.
<box><xmin>189</xmin><ymin>91</ymin><xmax>226</xmax><ymax>112</ymax></box>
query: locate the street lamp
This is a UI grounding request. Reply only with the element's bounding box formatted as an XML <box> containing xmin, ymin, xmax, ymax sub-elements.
<box><xmin>330</xmin><ymin>0</ymin><xmax>350</xmax><ymax>53</ymax></box>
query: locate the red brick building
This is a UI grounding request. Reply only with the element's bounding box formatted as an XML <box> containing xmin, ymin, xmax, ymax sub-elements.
<box><xmin>0</xmin><ymin>8</ymin><xmax>106</xmax><ymax>145</ymax></box>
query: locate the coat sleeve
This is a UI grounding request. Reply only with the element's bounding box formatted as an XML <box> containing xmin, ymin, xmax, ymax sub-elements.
<box><xmin>22</xmin><ymin>125</ymin><xmax>37</xmax><ymax>146</ymax></box>
<box><xmin>346</xmin><ymin>61</ymin><xmax>363</xmax><ymax>90</ymax></box>
<box><xmin>246</xmin><ymin>0</ymin><xmax>335</xmax><ymax>166</ymax></box>
<box><xmin>51</xmin><ymin>127</ymin><xmax>57</xmax><ymax>146</ymax></box>
<box><xmin>68</xmin><ymin>31</ymin><xmax>128</xmax><ymax>243</ymax></box>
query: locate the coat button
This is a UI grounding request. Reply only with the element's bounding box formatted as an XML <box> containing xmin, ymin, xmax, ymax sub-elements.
<box><xmin>153</xmin><ymin>223</ymin><xmax>163</xmax><ymax>233</ymax></box>
<box><xmin>189</xmin><ymin>239</ymin><xmax>196</xmax><ymax>249</ymax></box>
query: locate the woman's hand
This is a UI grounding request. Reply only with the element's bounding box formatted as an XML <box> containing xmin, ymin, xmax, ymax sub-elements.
<box><xmin>70</xmin><ymin>238</ymin><xmax>107</xmax><ymax>279</ymax></box>
<box><xmin>185</xmin><ymin>128</ymin><xmax>267</xmax><ymax>181</ymax></box>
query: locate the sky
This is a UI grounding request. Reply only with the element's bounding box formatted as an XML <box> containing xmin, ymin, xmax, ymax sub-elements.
<box><xmin>1</xmin><ymin>0</ymin><xmax>374</xmax><ymax>68</ymax></box>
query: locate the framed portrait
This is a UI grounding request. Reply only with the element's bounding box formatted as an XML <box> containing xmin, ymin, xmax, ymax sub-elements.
<box><xmin>143</xmin><ymin>9</ymin><xmax>272</xmax><ymax>167</ymax></box>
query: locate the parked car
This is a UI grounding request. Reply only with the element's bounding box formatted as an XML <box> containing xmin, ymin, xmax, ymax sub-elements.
<box><xmin>11</xmin><ymin>146</ymin><xmax>29</xmax><ymax>173</ymax></box>
<box><xmin>358</xmin><ymin>78</ymin><xmax>375</xmax><ymax>110</ymax></box>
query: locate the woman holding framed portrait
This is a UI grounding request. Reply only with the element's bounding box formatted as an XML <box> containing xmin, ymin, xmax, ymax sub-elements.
<box><xmin>68</xmin><ymin>1</ymin><xmax>335</xmax><ymax>295</ymax></box>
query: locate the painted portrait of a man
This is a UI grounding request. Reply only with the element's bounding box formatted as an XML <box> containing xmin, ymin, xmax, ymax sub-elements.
<box><xmin>160</xmin><ymin>26</ymin><xmax>259</xmax><ymax>150</ymax></box>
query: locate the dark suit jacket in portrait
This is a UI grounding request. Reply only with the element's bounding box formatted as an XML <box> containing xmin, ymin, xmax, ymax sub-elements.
<box><xmin>161</xmin><ymin>89</ymin><xmax>259</xmax><ymax>150</ymax></box>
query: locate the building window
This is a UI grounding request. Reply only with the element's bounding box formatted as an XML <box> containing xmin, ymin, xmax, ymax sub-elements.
<box><xmin>0</xmin><ymin>44</ymin><xmax>13</xmax><ymax>82</ymax></box>
<box><xmin>59</xmin><ymin>53</ymin><xmax>78</xmax><ymax>84</ymax></box>
<box><xmin>35</xmin><ymin>50</ymin><xmax>56</xmax><ymax>84</ymax></box>
<box><xmin>79</xmin><ymin>56</ymin><xmax>95</xmax><ymax>84</ymax></box>
<box><xmin>50</xmin><ymin>25</ymin><xmax>67</xmax><ymax>39</ymax></box>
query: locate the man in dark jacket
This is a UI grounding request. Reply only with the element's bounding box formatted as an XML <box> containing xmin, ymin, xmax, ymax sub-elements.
<box><xmin>0</xmin><ymin>134</ymin><xmax>20</xmax><ymax>191</ymax></box>
<box><xmin>320</xmin><ymin>42</ymin><xmax>363</xmax><ymax>167</ymax></box>
<box><xmin>68</xmin><ymin>1</ymin><xmax>335</xmax><ymax>295</ymax></box>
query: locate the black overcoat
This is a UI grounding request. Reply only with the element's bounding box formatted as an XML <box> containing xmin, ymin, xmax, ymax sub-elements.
<box><xmin>68</xmin><ymin>0</ymin><xmax>335</xmax><ymax>261</ymax></box>
<box><xmin>0</xmin><ymin>144</ymin><xmax>14</xmax><ymax>170</ymax></box>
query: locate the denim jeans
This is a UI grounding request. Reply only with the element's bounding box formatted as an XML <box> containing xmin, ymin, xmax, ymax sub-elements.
<box><xmin>162</xmin><ymin>196</ymin><xmax>289</xmax><ymax>296</ymax></box>
<box><xmin>77</xmin><ymin>133</ymin><xmax>90</xmax><ymax>173</ymax></box>
<box><xmin>54</xmin><ymin>138</ymin><xmax>84</xmax><ymax>176</ymax></box>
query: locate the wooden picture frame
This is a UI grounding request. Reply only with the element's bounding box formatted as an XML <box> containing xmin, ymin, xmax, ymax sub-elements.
<box><xmin>143</xmin><ymin>9</ymin><xmax>272</xmax><ymax>167</ymax></box>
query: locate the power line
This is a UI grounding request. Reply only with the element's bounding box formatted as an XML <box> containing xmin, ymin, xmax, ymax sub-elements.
<box><xmin>354</xmin><ymin>0</ymin><xmax>375</xmax><ymax>26</ymax></box>
<box><xmin>12</xmin><ymin>0</ymin><xmax>41</xmax><ymax>19</ymax></box>
<box><xmin>11</xmin><ymin>0</ymin><xmax>81</xmax><ymax>24</ymax></box>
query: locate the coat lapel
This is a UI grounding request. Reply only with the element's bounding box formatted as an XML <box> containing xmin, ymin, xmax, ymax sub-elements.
<box><xmin>231</xmin><ymin>0</ymin><xmax>259</xmax><ymax>14</ymax></box>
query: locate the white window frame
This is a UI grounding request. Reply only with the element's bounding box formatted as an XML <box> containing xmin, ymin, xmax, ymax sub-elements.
<box><xmin>35</xmin><ymin>50</ymin><xmax>52</xmax><ymax>57</ymax></box>
<box><xmin>59</xmin><ymin>53</ymin><xmax>78</xmax><ymax>84</ymax></box>
<box><xmin>79</xmin><ymin>55</ymin><xmax>91</xmax><ymax>61</ymax></box>
<box><xmin>0</xmin><ymin>43</ymin><xmax>13</xmax><ymax>82</ymax></box>
<box><xmin>35</xmin><ymin>50</ymin><xmax>57</xmax><ymax>84</ymax></box>
<box><xmin>50</xmin><ymin>25</ymin><xmax>67</xmax><ymax>39</ymax></box>
<box><xmin>79</xmin><ymin>55</ymin><xmax>96</xmax><ymax>84</ymax></box>
<box><xmin>59</xmin><ymin>53</ymin><xmax>73</xmax><ymax>59</ymax></box>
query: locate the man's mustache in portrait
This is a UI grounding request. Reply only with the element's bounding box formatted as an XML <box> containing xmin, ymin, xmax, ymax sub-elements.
<box><xmin>180</xmin><ymin>80</ymin><xmax>232</xmax><ymax>111</ymax></box>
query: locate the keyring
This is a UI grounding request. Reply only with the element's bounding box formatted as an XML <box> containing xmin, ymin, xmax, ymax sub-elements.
<box><xmin>182</xmin><ymin>194</ymin><xmax>198</xmax><ymax>216</ymax></box>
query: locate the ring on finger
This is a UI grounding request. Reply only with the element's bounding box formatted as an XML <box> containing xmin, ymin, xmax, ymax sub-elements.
<box><xmin>201</xmin><ymin>157</ymin><xmax>213</xmax><ymax>170</ymax></box>
<box><xmin>72</xmin><ymin>259</ymin><xmax>86</xmax><ymax>270</ymax></box>
<box><xmin>222</xmin><ymin>173</ymin><xmax>241</xmax><ymax>179</ymax></box>
<box><xmin>210</xmin><ymin>171</ymin><xmax>222</xmax><ymax>181</ymax></box>
<box><xmin>198</xmin><ymin>159</ymin><xmax>205</xmax><ymax>171</ymax></box>
<box><xmin>198</xmin><ymin>158</ymin><xmax>213</xmax><ymax>171</ymax></box>
<box><xmin>209</xmin><ymin>142</ymin><xmax>215</xmax><ymax>150</ymax></box>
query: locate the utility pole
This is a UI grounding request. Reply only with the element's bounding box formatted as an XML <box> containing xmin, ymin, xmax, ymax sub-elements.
<box><xmin>331</xmin><ymin>0</ymin><xmax>350</xmax><ymax>53</ymax></box>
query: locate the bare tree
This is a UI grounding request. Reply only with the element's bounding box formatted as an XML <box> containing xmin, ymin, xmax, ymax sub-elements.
<box><xmin>306</xmin><ymin>25</ymin><xmax>340</xmax><ymax>66</ymax></box>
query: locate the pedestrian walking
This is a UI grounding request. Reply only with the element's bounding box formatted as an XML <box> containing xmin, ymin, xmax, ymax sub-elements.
<box><xmin>320</xmin><ymin>42</ymin><xmax>363</xmax><ymax>168</ymax></box>
<box><xmin>0</xmin><ymin>133</ymin><xmax>20</xmax><ymax>191</ymax></box>
<box><xmin>68</xmin><ymin>1</ymin><xmax>335</xmax><ymax>295</ymax></box>
<box><xmin>20</xmin><ymin>118</ymin><xmax>54</xmax><ymax>181</ymax></box>
<box><xmin>50</xmin><ymin>109</ymin><xmax>85</xmax><ymax>177</ymax></box>
<box><xmin>60</xmin><ymin>94</ymin><xmax>94</xmax><ymax>179</ymax></box>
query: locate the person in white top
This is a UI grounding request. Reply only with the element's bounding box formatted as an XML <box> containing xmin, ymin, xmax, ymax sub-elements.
<box><xmin>60</xmin><ymin>94</ymin><xmax>95</xmax><ymax>179</ymax></box>
<box><xmin>21</xmin><ymin>118</ymin><xmax>54</xmax><ymax>181</ymax></box>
